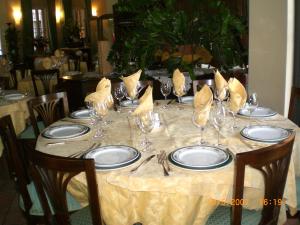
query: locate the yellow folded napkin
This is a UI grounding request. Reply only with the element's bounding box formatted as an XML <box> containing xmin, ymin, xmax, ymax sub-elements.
<box><xmin>172</xmin><ymin>69</ymin><xmax>185</xmax><ymax>96</ymax></box>
<box><xmin>42</xmin><ymin>57</ymin><xmax>52</xmax><ymax>69</ymax></box>
<box><xmin>132</xmin><ymin>86</ymin><xmax>153</xmax><ymax>116</ymax></box>
<box><xmin>85</xmin><ymin>77</ymin><xmax>114</xmax><ymax>108</ymax></box>
<box><xmin>214</xmin><ymin>70</ymin><xmax>228</xmax><ymax>101</ymax></box>
<box><xmin>193</xmin><ymin>84</ymin><xmax>213</xmax><ymax>126</ymax></box>
<box><xmin>121</xmin><ymin>69</ymin><xmax>142</xmax><ymax>99</ymax></box>
<box><xmin>228</xmin><ymin>78</ymin><xmax>247</xmax><ymax>112</ymax></box>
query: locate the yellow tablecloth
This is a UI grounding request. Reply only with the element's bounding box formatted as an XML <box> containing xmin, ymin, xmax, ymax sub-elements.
<box><xmin>36</xmin><ymin>102</ymin><xmax>299</xmax><ymax>225</ymax></box>
<box><xmin>0</xmin><ymin>95</ymin><xmax>32</xmax><ymax>155</ymax></box>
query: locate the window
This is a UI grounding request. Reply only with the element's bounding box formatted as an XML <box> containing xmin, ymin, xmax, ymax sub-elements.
<box><xmin>73</xmin><ymin>8</ymin><xmax>86</xmax><ymax>38</ymax></box>
<box><xmin>32</xmin><ymin>9</ymin><xmax>49</xmax><ymax>39</ymax></box>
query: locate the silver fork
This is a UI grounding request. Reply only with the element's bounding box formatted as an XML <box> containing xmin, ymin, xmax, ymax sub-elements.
<box><xmin>69</xmin><ymin>143</ymin><xmax>98</xmax><ymax>158</ymax></box>
<box><xmin>157</xmin><ymin>152</ymin><xmax>169</xmax><ymax>176</ymax></box>
<box><xmin>161</xmin><ymin>151</ymin><xmax>171</xmax><ymax>172</ymax></box>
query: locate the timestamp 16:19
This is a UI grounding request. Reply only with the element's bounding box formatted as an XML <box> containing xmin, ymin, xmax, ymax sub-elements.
<box><xmin>260</xmin><ymin>198</ymin><xmax>284</xmax><ymax>206</ymax></box>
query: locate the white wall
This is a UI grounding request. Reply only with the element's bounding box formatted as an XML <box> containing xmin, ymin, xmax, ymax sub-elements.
<box><xmin>248</xmin><ymin>0</ymin><xmax>294</xmax><ymax>116</ymax></box>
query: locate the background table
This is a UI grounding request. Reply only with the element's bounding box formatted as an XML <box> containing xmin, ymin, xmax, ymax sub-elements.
<box><xmin>36</xmin><ymin>102</ymin><xmax>299</xmax><ymax>225</ymax></box>
<box><xmin>0</xmin><ymin>92</ymin><xmax>31</xmax><ymax>155</ymax></box>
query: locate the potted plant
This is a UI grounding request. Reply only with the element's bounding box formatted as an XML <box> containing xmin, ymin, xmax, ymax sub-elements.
<box><xmin>108</xmin><ymin>0</ymin><xmax>247</xmax><ymax>78</ymax></box>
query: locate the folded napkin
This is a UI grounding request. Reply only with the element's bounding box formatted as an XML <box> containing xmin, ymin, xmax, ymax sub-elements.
<box><xmin>214</xmin><ymin>70</ymin><xmax>228</xmax><ymax>101</ymax></box>
<box><xmin>193</xmin><ymin>84</ymin><xmax>213</xmax><ymax>126</ymax></box>
<box><xmin>42</xmin><ymin>57</ymin><xmax>52</xmax><ymax>69</ymax></box>
<box><xmin>121</xmin><ymin>69</ymin><xmax>142</xmax><ymax>99</ymax></box>
<box><xmin>132</xmin><ymin>86</ymin><xmax>153</xmax><ymax>116</ymax></box>
<box><xmin>228</xmin><ymin>78</ymin><xmax>247</xmax><ymax>112</ymax></box>
<box><xmin>85</xmin><ymin>77</ymin><xmax>114</xmax><ymax>108</ymax></box>
<box><xmin>172</xmin><ymin>69</ymin><xmax>185</xmax><ymax>96</ymax></box>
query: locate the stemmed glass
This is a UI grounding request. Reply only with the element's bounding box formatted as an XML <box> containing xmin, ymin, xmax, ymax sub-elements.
<box><xmin>214</xmin><ymin>85</ymin><xmax>229</xmax><ymax>104</ymax></box>
<box><xmin>173</xmin><ymin>84</ymin><xmax>186</xmax><ymax>103</ymax></box>
<box><xmin>211</xmin><ymin>103</ymin><xmax>226</xmax><ymax>146</ymax></box>
<box><xmin>136</xmin><ymin>111</ymin><xmax>155</xmax><ymax>151</ymax></box>
<box><xmin>227</xmin><ymin>97</ymin><xmax>238</xmax><ymax>130</ymax></box>
<box><xmin>192</xmin><ymin>111</ymin><xmax>207</xmax><ymax>145</ymax></box>
<box><xmin>124</xmin><ymin>82</ymin><xmax>142</xmax><ymax>104</ymax></box>
<box><xmin>247</xmin><ymin>92</ymin><xmax>259</xmax><ymax>124</ymax></box>
<box><xmin>86</xmin><ymin>102</ymin><xmax>97</xmax><ymax>126</ymax></box>
<box><xmin>160</xmin><ymin>81</ymin><xmax>171</xmax><ymax>108</ymax></box>
<box><xmin>92</xmin><ymin>102</ymin><xmax>108</xmax><ymax>139</ymax></box>
<box><xmin>114</xmin><ymin>86</ymin><xmax>125</xmax><ymax>113</ymax></box>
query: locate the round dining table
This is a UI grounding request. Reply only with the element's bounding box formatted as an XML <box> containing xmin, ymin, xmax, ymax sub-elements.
<box><xmin>0</xmin><ymin>90</ymin><xmax>32</xmax><ymax>155</ymax></box>
<box><xmin>35</xmin><ymin>101</ymin><xmax>299</xmax><ymax>225</ymax></box>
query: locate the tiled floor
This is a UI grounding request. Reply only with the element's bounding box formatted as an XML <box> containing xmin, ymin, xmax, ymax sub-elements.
<box><xmin>0</xmin><ymin>157</ymin><xmax>299</xmax><ymax>225</ymax></box>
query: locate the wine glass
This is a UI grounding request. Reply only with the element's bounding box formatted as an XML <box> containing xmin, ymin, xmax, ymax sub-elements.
<box><xmin>124</xmin><ymin>82</ymin><xmax>141</xmax><ymax>104</ymax></box>
<box><xmin>86</xmin><ymin>101</ymin><xmax>97</xmax><ymax>126</ymax></box>
<box><xmin>92</xmin><ymin>102</ymin><xmax>108</xmax><ymax>139</ymax></box>
<box><xmin>247</xmin><ymin>92</ymin><xmax>259</xmax><ymax>124</ymax></box>
<box><xmin>192</xmin><ymin>111</ymin><xmax>207</xmax><ymax>145</ymax></box>
<box><xmin>114</xmin><ymin>86</ymin><xmax>125</xmax><ymax>113</ymax></box>
<box><xmin>160</xmin><ymin>81</ymin><xmax>171</xmax><ymax>108</ymax></box>
<box><xmin>214</xmin><ymin>85</ymin><xmax>229</xmax><ymax>103</ymax></box>
<box><xmin>136</xmin><ymin>111</ymin><xmax>155</xmax><ymax>151</ymax></box>
<box><xmin>211</xmin><ymin>103</ymin><xmax>226</xmax><ymax>146</ymax></box>
<box><xmin>227</xmin><ymin>97</ymin><xmax>239</xmax><ymax>130</ymax></box>
<box><xmin>173</xmin><ymin>84</ymin><xmax>186</xmax><ymax>103</ymax></box>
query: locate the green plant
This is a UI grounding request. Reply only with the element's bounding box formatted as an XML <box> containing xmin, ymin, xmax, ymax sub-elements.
<box><xmin>4</xmin><ymin>23</ymin><xmax>19</xmax><ymax>63</ymax></box>
<box><xmin>62</xmin><ymin>19</ymin><xmax>82</xmax><ymax>47</ymax></box>
<box><xmin>108</xmin><ymin>0</ymin><xmax>247</xmax><ymax>78</ymax></box>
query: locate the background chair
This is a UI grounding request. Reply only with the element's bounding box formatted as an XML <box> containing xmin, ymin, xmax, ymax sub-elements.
<box><xmin>0</xmin><ymin>115</ymin><xmax>82</xmax><ymax>225</ymax></box>
<box><xmin>0</xmin><ymin>76</ymin><xmax>10</xmax><ymax>89</ymax></box>
<box><xmin>206</xmin><ymin>133</ymin><xmax>295</xmax><ymax>225</ymax></box>
<box><xmin>20</xmin><ymin>92</ymin><xmax>69</xmax><ymax>139</ymax></box>
<box><xmin>31</xmin><ymin>69</ymin><xmax>60</xmax><ymax>96</ymax></box>
<box><xmin>288</xmin><ymin>86</ymin><xmax>300</xmax><ymax>126</ymax></box>
<box><xmin>28</xmin><ymin>150</ymin><xmax>101</xmax><ymax>225</ymax></box>
<box><xmin>10</xmin><ymin>63</ymin><xmax>29</xmax><ymax>89</ymax></box>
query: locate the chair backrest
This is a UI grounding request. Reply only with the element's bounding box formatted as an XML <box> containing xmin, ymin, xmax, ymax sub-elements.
<box><xmin>232</xmin><ymin>133</ymin><xmax>295</xmax><ymax>225</ymax></box>
<box><xmin>27</xmin><ymin>92</ymin><xmax>69</xmax><ymax>138</ymax></box>
<box><xmin>28</xmin><ymin>150</ymin><xmax>101</xmax><ymax>225</ymax></box>
<box><xmin>288</xmin><ymin>86</ymin><xmax>300</xmax><ymax>125</ymax></box>
<box><xmin>0</xmin><ymin>76</ymin><xmax>10</xmax><ymax>89</ymax></box>
<box><xmin>192</xmin><ymin>79</ymin><xmax>214</xmax><ymax>94</ymax></box>
<box><xmin>31</xmin><ymin>69</ymin><xmax>60</xmax><ymax>96</ymax></box>
<box><xmin>0</xmin><ymin>115</ymin><xmax>33</xmax><ymax>215</ymax></box>
<box><xmin>10</xmin><ymin>63</ymin><xmax>29</xmax><ymax>89</ymax></box>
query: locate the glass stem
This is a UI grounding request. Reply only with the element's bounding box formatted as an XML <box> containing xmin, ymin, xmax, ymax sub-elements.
<box><xmin>200</xmin><ymin>127</ymin><xmax>204</xmax><ymax>145</ymax></box>
<box><xmin>217</xmin><ymin>128</ymin><xmax>220</xmax><ymax>146</ymax></box>
<box><xmin>164</xmin><ymin>96</ymin><xmax>167</xmax><ymax>101</ymax></box>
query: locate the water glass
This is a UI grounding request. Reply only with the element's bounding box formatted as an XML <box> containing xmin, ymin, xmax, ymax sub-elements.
<box><xmin>247</xmin><ymin>92</ymin><xmax>259</xmax><ymax>123</ymax></box>
<box><xmin>92</xmin><ymin>102</ymin><xmax>108</xmax><ymax>139</ymax></box>
<box><xmin>173</xmin><ymin>84</ymin><xmax>186</xmax><ymax>103</ymax></box>
<box><xmin>136</xmin><ymin>111</ymin><xmax>155</xmax><ymax>151</ymax></box>
<box><xmin>114</xmin><ymin>86</ymin><xmax>125</xmax><ymax>112</ymax></box>
<box><xmin>192</xmin><ymin>111</ymin><xmax>206</xmax><ymax>145</ymax></box>
<box><xmin>160</xmin><ymin>81</ymin><xmax>171</xmax><ymax>100</ymax></box>
<box><xmin>212</xmin><ymin>103</ymin><xmax>226</xmax><ymax>146</ymax></box>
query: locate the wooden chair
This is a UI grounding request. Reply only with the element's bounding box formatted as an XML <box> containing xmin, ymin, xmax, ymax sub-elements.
<box><xmin>0</xmin><ymin>115</ymin><xmax>82</xmax><ymax>225</ymax></box>
<box><xmin>206</xmin><ymin>133</ymin><xmax>295</xmax><ymax>225</ymax></box>
<box><xmin>192</xmin><ymin>79</ymin><xmax>214</xmax><ymax>94</ymax></box>
<box><xmin>0</xmin><ymin>76</ymin><xmax>10</xmax><ymax>89</ymax></box>
<box><xmin>28</xmin><ymin>150</ymin><xmax>101</xmax><ymax>225</ymax></box>
<box><xmin>288</xmin><ymin>86</ymin><xmax>300</xmax><ymax>125</ymax></box>
<box><xmin>31</xmin><ymin>69</ymin><xmax>60</xmax><ymax>96</ymax></box>
<box><xmin>21</xmin><ymin>92</ymin><xmax>69</xmax><ymax>139</ymax></box>
<box><xmin>10</xmin><ymin>63</ymin><xmax>29</xmax><ymax>89</ymax></box>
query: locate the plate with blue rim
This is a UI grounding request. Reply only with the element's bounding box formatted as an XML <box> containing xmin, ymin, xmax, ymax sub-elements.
<box><xmin>120</xmin><ymin>100</ymin><xmax>139</xmax><ymax>107</ymax></box>
<box><xmin>84</xmin><ymin>145</ymin><xmax>141</xmax><ymax>170</ymax></box>
<box><xmin>42</xmin><ymin>124</ymin><xmax>90</xmax><ymax>139</ymax></box>
<box><xmin>169</xmin><ymin>145</ymin><xmax>233</xmax><ymax>170</ymax></box>
<box><xmin>240</xmin><ymin>125</ymin><xmax>290</xmax><ymax>143</ymax></box>
<box><xmin>69</xmin><ymin>109</ymin><xmax>92</xmax><ymax>119</ymax></box>
<box><xmin>238</xmin><ymin>107</ymin><xmax>277</xmax><ymax>117</ymax></box>
<box><xmin>178</xmin><ymin>96</ymin><xmax>194</xmax><ymax>104</ymax></box>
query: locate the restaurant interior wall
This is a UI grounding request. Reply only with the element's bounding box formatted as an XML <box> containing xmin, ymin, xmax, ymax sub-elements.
<box><xmin>248</xmin><ymin>0</ymin><xmax>293</xmax><ymax>116</ymax></box>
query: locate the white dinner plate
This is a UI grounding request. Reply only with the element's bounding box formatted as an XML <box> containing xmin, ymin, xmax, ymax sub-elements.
<box><xmin>84</xmin><ymin>145</ymin><xmax>141</xmax><ymax>170</ymax></box>
<box><xmin>240</xmin><ymin>125</ymin><xmax>290</xmax><ymax>143</ymax></box>
<box><xmin>120</xmin><ymin>100</ymin><xmax>139</xmax><ymax>107</ymax></box>
<box><xmin>69</xmin><ymin>109</ymin><xmax>92</xmax><ymax>119</ymax></box>
<box><xmin>42</xmin><ymin>124</ymin><xmax>90</xmax><ymax>139</ymax></box>
<box><xmin>180</xmin><ymin>96</ymin><xmax>194</xmax><ymax>104</ymax></box>
<box><xmin>4</xmin><ymin>93</ymin><xmax>25</xmax><ymax>101</ymax></box>
<box><xmin>169</xmin><ymin>145</ymin><xmax>232</xmax><ymax>170</ymax></box>
<box><xmin>238</xmin><ymin>107</ymin><xmax>277</xmax><ymax>117</ymax></box>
